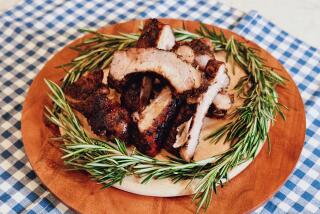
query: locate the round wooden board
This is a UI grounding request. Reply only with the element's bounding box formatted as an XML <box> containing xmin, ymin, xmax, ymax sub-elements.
<box><xmin>21</xmin><ymin>19</ymin><xmax>306</xmax><ymax>214</ymax></box>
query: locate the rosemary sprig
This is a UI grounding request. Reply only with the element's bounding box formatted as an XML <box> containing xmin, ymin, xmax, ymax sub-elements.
<box><xmin>48</xmin><ymin>24</ymin><xmax>286</xmax><ymax>213</ymax></box>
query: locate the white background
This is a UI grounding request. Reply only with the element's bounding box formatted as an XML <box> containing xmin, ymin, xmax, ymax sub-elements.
<box><xmin>0</xmin><ymin>0</ymin><xmax>319</xmax><ymax>48</ymax></box>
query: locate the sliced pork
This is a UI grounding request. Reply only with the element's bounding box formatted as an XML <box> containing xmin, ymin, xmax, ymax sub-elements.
<box><xmin>164</xmin><ymin>104</ymin><xmax>196</xmax><ymax>155</ymax></box>
<box><xmin>109</xmin><ymin>48</ymin><xmax>202</xmax><ymax>94</ymax></box>
<box><xmin>136</xmin><ymin>19</ymin><xmax>175</xmax><ymax>51</ymax></box>
<box><xmin>172</xmin><ymin>60</ymin><xmax>229</xmax><ymax>161</ymax></box>
<box><xmin>131</xmin><ymin>87</ymin><xmax>178</xmax><ymax>156</ymax></box>
<box><xmin>69</xmin><ymin>86</ymin><xmax>131</xmax><ymax>142</ymax></box>
<box><xmin>126</xmin><ymin>19</ymin><xmax>176</xmax><ymax>112</ymax></box>
<box><xmin>64</xmin><ymin>72</ymin><xmax>131</xmax><ymax>142</ymax></box>
<box><xmin>207</xmin><ymin>91</ymin><xmax>234</xmax><ymax>119</ymax></box>
<box><xmin>175</xmin><ymin>45</ymin><xmax>195</xmax><ymax>63</ymax></box>
<box><xmin>174</xmin><ymin>38</ymin><xmax>215</xmax><ymax>70</ymax></box>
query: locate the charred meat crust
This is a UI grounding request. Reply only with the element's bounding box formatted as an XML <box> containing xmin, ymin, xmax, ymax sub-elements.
<box><xmin>64</xmin><ymin>69</ymin><xmax>104</xmax><ymax>100</ymax></box>
<box><xmin>136</xmin><ymin>18</ymin><xmax>175</xmax><ymax>50</ymax></box>
<box><xmin>164</xmin><ymin>103</ymin><xmax>196</xmax><ymax>155</ymax></box>
<box><xmin>120</xmin><ymin>75</ymin><xmax>143</xmax><ymax>112</ymax></box>
<box><xmin>131</xmin><ymin>97</ymin><xmax>180</xmax><ymax>157</ymax></box>
<box><xmin>206</xmin><ymin>105</ymin><xmax>227</xmax><ymax>119</ymax></box>
<box><xmin>204</xmin><ymin>59</ymin><xmax>225</xmax><ymax>80</ymax></box>
<box><xmin>139</xmin><ymin>76</ymin><xmax>153</xmax><ymax>108</ymax></box>
<box><xmin>120</xmin><ymin>74</ymin><xmax>155</xmax><ymax>112</ymax></box>
<box><xmin>173</xmin><ymin>39</ymin><xmax>215</xmax><ymax>71</ymax></box>
<box><xmin>69</xmin><ymin>85</ymin><xmax>131</xmax><ymax>142</ymax></box>
<box><xmin>88</xmin><ymin>102</ymin><xmax>131</xmax><ymax>141</ymax></box>
<box><xmin>136</xmin><ymin>19</ymin><xmax>163</xmax><ymax>48</ymax></box>
<box><xmin>189</xmin><ymin>38</ymin><xmax>214</xmax><ymax>55</ymax></box>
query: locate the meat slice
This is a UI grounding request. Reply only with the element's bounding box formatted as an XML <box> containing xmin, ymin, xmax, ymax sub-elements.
<box><xmin>174</xmin><ymin>60</ymin><xmax>229</xmax><ymax>161</ymax></box>
<box><xmin>109</xmin><ymin>48</ymin><xmax>202</xmax><ymax>94</ymax></box>
<box><xmin>164</xmin><ymin>104</ymin><xmax>196</xmax><ymax>155</ymax></box>
<box><xmin>136</xmin><ymin>19</ymin><xmax>175</xmax><ymax>51</ymax></box>
<box><xmin>124</xmin><ymin>19</ymin><xmax>175</xmax><ymax>112</ymax></box>
<box><xmin>174</xmin><ymin>38</ymin><xmax>215</xmax><ymax>71</ymax></box>
<box><xmin>63</xmin><ymin>68</ymin><xmax>129</xmax><ymax>141</ymax></box>
<box><xmin>70</xmin><ymin>86</ymin><xmax>131</xmax><ymax>142</ymax></box>
<box><xmin>192</xmin><ymin>38</ymin><xmax>214</xmax><ymax>70</ymax></box>
<box><xmin>206</xmin><ymin>91</ymin><xmax>234</xmax><ymax>119</ymax></box>
<box><xmin>131</xmin><ymin>87</ymin><xmax>178</xmax><ymax>156</ymax></box>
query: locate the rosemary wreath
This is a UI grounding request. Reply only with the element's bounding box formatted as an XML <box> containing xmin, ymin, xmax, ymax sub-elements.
<box><xmin>46</xmin><ymin>23</ymin><xmax>286</xmax><ymax>213</ymax></box>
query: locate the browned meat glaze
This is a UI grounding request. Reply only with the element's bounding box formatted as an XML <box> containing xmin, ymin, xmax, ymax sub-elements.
<box><xmin>189</xmin><ymin>38</ymin><xmax>214</xmax><ymax>55</ymax></box>
<box><xmin>64</xmin><ymin>69</ymin><xmax>104</xmax><ymax>100</ymax></box>
<box><xmin>131</xmin><ymin>87</ymin><xmax>179</xmax><ymax>156</ymax></box>
<box><xmin>88</xmin><ymin>95</ymin><xmax>131</xmax><ymax>141</ymax></box>
<box><xmin>136</xmin><ymin>19</ymin><xmax>163</xmax><ymax>48</ymax></box>
<box><xmin>136</xmin><ymin>18</ymin><xmax>175</xmax><ymax>50</ymax></box>
<box><xmin>64</xmin><ymin>71</ymin><xmax>131</xmax><ymax>142</ymax></box>
<box><xmin>120</xmin><ymin>74</ymin><xmax>144</xmax><ymax>112</ymax></box>
<box><xmin>164</xmin><ymin>103</ymin><xmax>196</xmax><ymax>156</ymax></box>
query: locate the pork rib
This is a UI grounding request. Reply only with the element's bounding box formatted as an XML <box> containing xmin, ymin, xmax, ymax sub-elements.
<box><xmin>120</xmin><ymin>19</ymin><xmax>176</xmax><ymax>112</ymax></box>
<box><xmin>174</xmin><ymin>60</ymin><xmax>229</xmax><ymax>161</ymax></box>
<box><xmin>109</xmin><ymin>48</ymin><xmax>202</xmax><ymax>94</ymax></box>
<box><xmin>136</xmin><ymin>18</ymin><xmax>175</xmax><ymax>50</ymax></box>
<box><xmin>207</xmin><ymin>91</ymin><xmax>234</xmax><ymax>119</ymax></box>
<box><xmin>131</xmin><ymin>87</ymin><xmax>178</xmax><ymax>156</ymax></box>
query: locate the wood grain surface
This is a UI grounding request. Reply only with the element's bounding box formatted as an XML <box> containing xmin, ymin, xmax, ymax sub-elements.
<box><xmin>21</xmin><ymin>19</ymin><xmax>306</xmax><ymax>214</ymax></box>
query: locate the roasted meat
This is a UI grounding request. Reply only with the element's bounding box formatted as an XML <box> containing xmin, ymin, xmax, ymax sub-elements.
<box><xmin>120</xmin><ymin>74</ymin><xmax>156</xmax><ymax>112</ymax></box>
<box><xmin>175</xmin><ymin>45</ymin><xmax>195</xmax><ymax>64</ymax></box>
<box><xmin>131</xmin><ymin>87</ymin><xmax>178</xmax><ymax>156</ymax></box>
<box><xmin>174</xmin><ymin>38</ymin><xmax>215</xmax><ymax>71</ymax></box>
<box><xmin>167</xmin><ymin>60</ymin><xmax>230</xmax><ymax>161</ymax></box>
<box><xmin>64</xmin><ymin>69</ymin><xmax>104</xmax><ymax>100</ymax></box>
<box><xmin>207</xmin><ymin>91</ymin><xmax>234</xmax><ymax>119</ymax></box>
<box><xmin>122</xmin><ymin>19</ymin><xmax>176</xmax><ymax>112</ymax></box>
<box><xmin>63</xmin><ymin>68</ymin><xmax>130</xmax><ymax>141</ymax></box>
<box><xmin>120</xmin><ymin>74</ymin><xmax>143</xmax><ymax>112</ymax></box>
<box><xmin>109</xmin><ymin>48</ymin><xmax>202</xmax><ymax>94</ymax></box>
<box><xmin>67</xmin><ymin>79</ymin><xmax>131</xmax><ymax>142</ymax></box>
<box><xmin>164</xmin><ymin>104</ymin><xmax>196</xmax><ymax>155</ymax></box>
<box><xmin>136</xmin><ymin>19</ymin><xmax>175</xmax><ymax>51</ymax></box>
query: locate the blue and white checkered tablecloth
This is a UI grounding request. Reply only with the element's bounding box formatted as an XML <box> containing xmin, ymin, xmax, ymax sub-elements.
<box><xmin>0</xmin><ymin>0</ymin><xmax>319</xmax><ymax>213</ymax></box>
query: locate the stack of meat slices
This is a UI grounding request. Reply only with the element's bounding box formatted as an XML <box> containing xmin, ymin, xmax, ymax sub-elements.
<box><xmin>64</xmin><ymin>19</ymin><xmax>234</xmax><ymax>162</ymax></box>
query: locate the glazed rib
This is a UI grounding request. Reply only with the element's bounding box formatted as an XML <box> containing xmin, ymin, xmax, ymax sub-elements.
<box><xmin>109</xmin><ymin>48</ymin><xmax>202</xmax><ymax>94</ymax></box>
<box><xmin>167</xmin><ymin>60</ymin><xmax>229</xmax><ymax>161</ymax></box>
<box><xmin>131</xmin><ymin>87</ymin><xmax>178</xmax><ymax>156</ymax></box>
<box><xmin>136</xmin><ymin>18</ymin><xmax>175</xmax><ymax>51</ymax></box>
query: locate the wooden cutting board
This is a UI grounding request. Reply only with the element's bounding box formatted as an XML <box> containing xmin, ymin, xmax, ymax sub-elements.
<box><xmin>21</xmin><ymin>19</ymin><xmax>306</xmax><ymax>214</ymax></box>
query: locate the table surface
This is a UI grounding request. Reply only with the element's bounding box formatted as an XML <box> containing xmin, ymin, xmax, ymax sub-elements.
<box><xmin>1</xmin><ymin>0</ymin><xmax>320</xmax><ymax>48</ymax></box>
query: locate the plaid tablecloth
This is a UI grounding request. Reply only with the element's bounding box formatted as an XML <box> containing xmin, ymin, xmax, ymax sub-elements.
<box><xmin>0</xmin><ymin>0</ymin><xmax>319</xmax><ymax>213</ymax></box>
